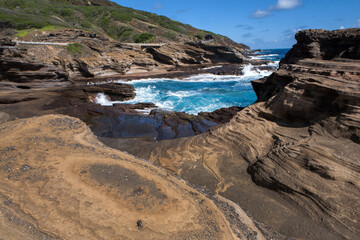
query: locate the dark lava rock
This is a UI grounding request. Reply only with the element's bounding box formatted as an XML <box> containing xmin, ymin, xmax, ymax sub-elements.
<box><xmin>114</xmin><ymin>102</ymin><xmax>157</xmax><ymax>110</ymax></box>
<box><xmin>199</xmin><ymin>106</ymin><xmax>244</xmax><ymax>124</ymax></box>
<box><xmin>86</xmin><ymin>108</ymin><xmax>217</xmax><ymax>141</ymax></box>
<box><xmin>136</xmin><ymin>220</ymin><xmax>143</xmax><ymax>229</ymax></box>
<box><xmin>83</xmin><ymin>83</ymin><xmax>136</xmax><ymax>101</ymax></box>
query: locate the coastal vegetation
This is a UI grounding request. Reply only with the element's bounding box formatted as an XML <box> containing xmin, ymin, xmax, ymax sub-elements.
<box><xmin>66</xmin><ymin>43</ymin><xmax>83</xmax><ymax>55</ymax></box>
<box><xmin>0</xmin><ymin>0</ymin><xmax>227</xmax><ymax>43</ymax></box>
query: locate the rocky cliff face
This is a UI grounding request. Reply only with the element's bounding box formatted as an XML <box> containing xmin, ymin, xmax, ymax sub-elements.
<box><xmin>252</xmin><ymin>28</ymin><xmax>360</xmax><ymax>102</ymax></box>
<box><xmin>145</xmin><ymin>29</ymin><xmax>360</xmax><ymax>239</ymax></box>
<box><xmin>0</xmin><ymin>29</ymin><xmax>249</xmax><ymax>90</ymax></box>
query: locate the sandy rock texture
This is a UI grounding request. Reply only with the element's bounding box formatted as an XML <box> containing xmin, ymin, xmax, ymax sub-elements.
<box><xmin>143</xmin><ymin>29</ymin><xmax>360</xmax><ymax>239</ymax></box>
<box><xmin>0</xmin><ymin>114</ymin><xmax>273</xmax><ymax>240</ymax></box>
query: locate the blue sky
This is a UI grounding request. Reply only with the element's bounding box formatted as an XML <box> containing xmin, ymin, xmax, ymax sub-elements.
<box><xmin>114</xmin><ymin>0</ymin><xmax>360</xmax><ymax>49</ymax></box>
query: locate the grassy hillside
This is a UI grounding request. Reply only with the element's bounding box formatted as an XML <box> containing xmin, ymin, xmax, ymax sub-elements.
<box><xmin>0</xmin><ymin>0</ymin><xmax>246</xmax><ymax>47</ymax></box>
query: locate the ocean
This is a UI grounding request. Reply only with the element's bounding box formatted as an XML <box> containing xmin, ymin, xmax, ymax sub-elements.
<box><xmin>96</xmin><ymin>49</ymin><xmax>290</xmax><ymax>114</ymax></box>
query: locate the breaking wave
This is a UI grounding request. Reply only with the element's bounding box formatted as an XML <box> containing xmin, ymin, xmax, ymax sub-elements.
<box><xmin>95</xmin><ymin>49</ymin><xmax>289</xmax><ymax>114</ymax></box>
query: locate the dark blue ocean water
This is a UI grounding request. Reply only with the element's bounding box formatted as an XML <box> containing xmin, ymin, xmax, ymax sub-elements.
<box><xmin>96</xmin><ymin>49</ymin><xmax>290</xmax><ymax>114</ymax></box>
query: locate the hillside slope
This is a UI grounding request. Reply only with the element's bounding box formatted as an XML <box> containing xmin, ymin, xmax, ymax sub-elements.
<box><xmin>0</xmin><ymin>0</ymin><xmax>247</xmax><ymax>48</ymax></box>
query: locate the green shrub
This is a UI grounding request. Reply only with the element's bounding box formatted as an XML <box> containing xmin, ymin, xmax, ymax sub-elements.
<box><xmin>0</xmin><ymin>0</ymin><xmax>222</xmax><ymax>43</ymax></box>
<box><xmin>80</xmin><ymin>21</ymin><xmax>92</xmax><ymax>29</ymax></box>
<box><xmin>41</xmin><ymin>25</ymin><xmax>58</xmax><ymax>31</ymax></box>
<box><xmin>111</xmin><ymin>11</ymin><xmax>132</xmax><ymax>22</ymax></box>
<box><xmin>67</xmin><ymin>43</ymin><xmax>83</xmax><ymax>55</ymax></box>
<box><xmin>0</xmin><ymin>0</ymin><xmax>25</xmax><ymax>9</ymax></box>
<box><xmin>116</xmin><ymin>27</ymin><xmax>133</xmax><ymax>41</ymax></box>
<box><xmin>162</xmin><ymin>31</ymin><xmax>177</xmax><ymax>41</ymax></box>
<box><xmin>195</xmin><ymin>33</ymin><xmax>203</xmax><ymax>40</ymax></box>
<box><xmin>59</xmin><ymin>8</ymin><xmax>73</xmax><ymax>17</ymax></box>
<box><xmin>133</xmin><ymin>32</ymin><xmax>154</xmax><ymax>43</ymax></box>
<box><xmin>15</xmin><ymin>29</ymin><xmax>29</xmax><ymax>37</ymax></box>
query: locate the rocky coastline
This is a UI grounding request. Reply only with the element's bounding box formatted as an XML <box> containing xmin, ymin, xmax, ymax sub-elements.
<box><xmin>0</xmin><ymin>27</ymin><xmax>268</xmax><ymax>141</ymax></box>
<box><xmin>0</xmin><ymin>28</ymin><xmax>359</xmax><ymax>240</ymax></box>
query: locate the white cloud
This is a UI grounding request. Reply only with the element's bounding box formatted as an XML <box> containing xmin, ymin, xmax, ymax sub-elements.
<box><xmin>251</xmin><ymin>9</ymin><xmax>271</xmax><ymax>18</ymax></box>
<box><xmin>355</xmin><ymin>19</ymin><xmax>360</xmax><ymax>28</ymax></box>
<box><xmin>251</xmin><ymin>0</ymin><xmax>301</xmax><ymax>18</ymax></box>
<box><xmin>340</xmin><ymin>26</ymin><xmax>345</xmax><ymax>30</ymax></box>
<box><xmin>275</xmin><ymin>0</ymin><xmax>300</xmax><ymax>10</ymax></box>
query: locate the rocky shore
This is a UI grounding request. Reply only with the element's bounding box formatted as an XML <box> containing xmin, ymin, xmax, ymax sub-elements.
<box><xmin>131</xmin><ymin>28</ymin><xmax>359</xmax><ymax>239</ymax></box>
<box><xmin>0</xmin><ymin>28</ymin><xmax>359</xmax><ymax>239</ymax></box>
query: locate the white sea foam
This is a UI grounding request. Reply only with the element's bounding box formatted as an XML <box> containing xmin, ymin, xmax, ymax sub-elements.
<box><xmin>201</xmin><ymin>65</ymin><xmax>223</xmax><ymax>70</ymax></box>
<box><xmin>263</xmin><ymin>61</ymin><xmax>280</xmax><ymax>67</ymax></box>
<box><xmin>95</xmin><ymin>93</ymin><xmax>113</xmax><ymax>106</ymax></box>
<box><xmin>242</xmin><ymin>64</ymin><xmax>272</xmax><ymax>78</ymax></box>
<box><xmin>166</xmin><ymin>90</ymin><xmax>198</xmax><ymax>98</ymax></box>
<box><xmin>250</xmin><ymin>54</ymin><xmax>279</xmax><ymax>60</ymax></box>
<box><xmin>125</xmin><ymin>85</ymin><xmax>159</xmax><ymax>103</ymax></box>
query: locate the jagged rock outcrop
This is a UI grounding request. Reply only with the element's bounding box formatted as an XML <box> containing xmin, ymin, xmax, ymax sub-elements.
<box><xmin>252</xmin><ymin>28</ymin><xmax>360</xmax><ymax>102</ymax></box>
<box><xmin>142</xmin><ymin>29</ymin><xmax>360</xmax><ymax>240</ymax></box>
<box><xmin>282</xmin><ymin>28</ymin><xmax>360</xmax><ymax>62</ymax></box>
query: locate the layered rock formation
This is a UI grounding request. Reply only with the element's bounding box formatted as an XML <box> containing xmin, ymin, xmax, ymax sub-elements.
<box><xmin>141</xmin><ymin>29</ymin><xmax>360</xmax><ymax>239</ymax></box>
<box><xmin>0</xmin><ymin>29</ymin><xmax>250</xmax><ymax>84</ymax></box>
<box><xmin>0</xmin><ymin>114</ymin><xmax>274</xmax><ymax>239</ymax></box>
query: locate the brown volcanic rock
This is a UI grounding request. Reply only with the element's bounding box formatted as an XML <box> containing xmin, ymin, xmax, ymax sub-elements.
<box><xmin>252</xmin><ymin>29</ymin><xmax>360</xmax><ymax>102</ymax></box>
<box><xmin>0</xmin><ymin>114</ymin><xmax>269</xmax><ymax>239</ymax></box>
<box><xmin>140</xmin><ymin>29</ymin><xmax>360</xmax><ymax>239</ymax></box>
<box><xmin>199</xmin><ymin>106</ymin><xmax>244</xmax><ymax>123</ymax></box>
<box><xmin>145</xmin><ymin>42</ymin><xmax>246</xmax><ymax>66</ymax></box>
<box><xmin>281</xmin><ymin>28</ymin><xmax>360</xmax><ymax>63</ymax></box>
<box><xmin>1</xmin><ymin>29</ymin><xmax>250</xmax><ymax>81</ymax></box>
<box><xmin>83</xmin><ymin>83</ymin><xmax>136</xmax><ymax>101</ymax></box>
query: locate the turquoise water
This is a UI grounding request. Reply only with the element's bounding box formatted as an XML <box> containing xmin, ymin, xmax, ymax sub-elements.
<box><xmin>96</xmin><ymin>49</ymin><xmax>290</xmax><ymax>114</ymax></box>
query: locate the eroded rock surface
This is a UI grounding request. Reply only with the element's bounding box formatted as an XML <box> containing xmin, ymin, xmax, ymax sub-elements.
<box><xmin>143</xmin><ymin>29</ymin><xmax>360</xmax><ymax>239</ymax></box>
<box><xmin>0</xmin><ymin>114</ymin><xmax>272</xmax><ymax>239</ymax></box>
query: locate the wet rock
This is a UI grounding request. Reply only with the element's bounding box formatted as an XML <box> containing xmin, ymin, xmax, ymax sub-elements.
<box><xmin>83</xmin><ymin>83</ymin><xmax>135</xmax><ymax>101</ymax></box>
<box><xmin>86</xmin><ymin>108</ymin><xmax>217</xmax><ymax>141</ymax></box>
<box><xmin>199</xmin><ymin>106</ymin><xmax>244</xmax><ymax>123</ymax></box>
<box><xmin>114</xmin><ymin>102</ymin><xmax>157</xmax><ymax>110</ymax></box>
